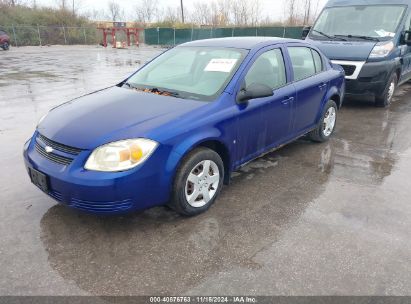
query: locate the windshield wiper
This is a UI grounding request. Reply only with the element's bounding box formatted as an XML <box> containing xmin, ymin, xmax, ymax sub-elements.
<box><xmin>335</xmin><ymin>34</ymin><xmax>380</xmax><ymax>42</ymax></box>
<box><xmin>312</xmin><ymin>29</ymin><xmax>347</xmax><ymax>41</ymax></box>
<box><xmin>123</xmin><ymin>82</ymin><xmax>137</xmax><ymax>89</ymax></box>
<box><xmin>146</xmin><ymin>87</ymin><xmax>180</xmax><ymax>97</ymax></box>
<box><xmin>128</xmin><ymin>85</ymin><xmax>182</xmax><ymax>98</ymax></box>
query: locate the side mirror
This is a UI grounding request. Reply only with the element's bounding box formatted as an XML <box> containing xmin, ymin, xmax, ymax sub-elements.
<box><xmin>402</xmin><ymin>30</ymin><xmax>411</xmax><ymax>46</ymax></box>
<box><xmin>302</xmin><ymin>26</ymin><xmax>312</xmax><ymax>40</ymax></box>
<box><xmin>236</xmin><ymin>83</ymin><xmax>274</xmax><ymax>104</ymax></box>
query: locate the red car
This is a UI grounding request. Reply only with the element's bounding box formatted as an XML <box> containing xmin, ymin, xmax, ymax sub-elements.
<box><xmin>0</xmin><ymin>30</ymin><xmax>10</xmax><ymax>51</ymax></box>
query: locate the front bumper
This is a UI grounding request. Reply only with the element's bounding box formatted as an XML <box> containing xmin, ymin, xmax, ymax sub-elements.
<box><xmin>345</xmin><ymin>78</ymin><xmax>386</xmax><ymax>98</ymax></box>
<box><xmin>23</xmin><ymin>133</ymin><xmax>174</xmax><ymax>215</ymax></box>
<box><xmin>336</xmin><ymin>59</ymin><xmax>398</xmax><ymax>98</ymax></box>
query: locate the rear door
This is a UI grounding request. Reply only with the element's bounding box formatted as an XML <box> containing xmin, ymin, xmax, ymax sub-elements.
<box><xmin>286</xmin><ymin>46</ymin><xmax>329</xmax><ymax>134</ymax></box>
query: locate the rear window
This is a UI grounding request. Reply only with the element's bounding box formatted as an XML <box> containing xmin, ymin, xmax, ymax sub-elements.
<box><xmin>0</xmin><ymin>31</ymin><xmax>6</xmax><ymax>35</ymax></box>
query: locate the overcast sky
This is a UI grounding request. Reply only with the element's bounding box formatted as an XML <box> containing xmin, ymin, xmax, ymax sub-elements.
<box><xmin>35</xmin><ymin>0</ymin><xmax>328</xmax><ymax>22</ymax></box>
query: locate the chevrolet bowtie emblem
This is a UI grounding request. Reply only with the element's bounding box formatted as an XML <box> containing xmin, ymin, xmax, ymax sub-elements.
<box><xmin>45</xmin><ymin>146</ymin><xmax>54</xmax><ymax>153</ymax></box>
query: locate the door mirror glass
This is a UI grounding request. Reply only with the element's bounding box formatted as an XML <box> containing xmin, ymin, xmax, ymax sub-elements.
<box><xmin>237</xmin><ymin>83</ymin><xmax>273</xmax><ymax>103</ymax></box>
<box><xmin>302</xmin><ymin>26</ymin><xmax>312</xmax><ymax>39</ymax></box>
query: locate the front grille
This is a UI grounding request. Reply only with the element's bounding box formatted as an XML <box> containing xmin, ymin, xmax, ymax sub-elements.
<box><xmin>70</xmin><ymin>198</ymin><xmax>133</xmax><ymax>213</ymax></box>
<box><xmin>37</xmin><ymin>134</ymin><xmax>82</xmax><ymax>155</ymax></box>
<box><xmin>35</xmin><ymin>134</ymin><xmax>83</xmax><ymax>166</ymax></box>
<box><xmin>340</xmin><ymin>65</ymin><xmax>356</xmax><ymax>76</ymax></box>
<box><xmin>35</xmin><ymin>142</ymin><xmax>74</xmax><ymax>166</ymax></box>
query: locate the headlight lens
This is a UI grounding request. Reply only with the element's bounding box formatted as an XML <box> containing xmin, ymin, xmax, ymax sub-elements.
<box><xmin>85</xmin><ymin>139</ymin><xmax>158</xmax><ymax>172</ymax></box>
<box><xmin>369</xmin><ymin>41</ymin><xmax>394</xmax><ymax>58</ymax></box>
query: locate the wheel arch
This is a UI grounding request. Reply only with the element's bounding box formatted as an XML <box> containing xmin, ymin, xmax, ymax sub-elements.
<box><xmin>315</xmin><ymin>85</ymin><xmax>341</xmax><ymax>124</ymax></box>
<box><xmin>196</xmin><ymin>140</ymin><xmax>231</xmax><ymax>184</ymax></box>
<box><xmin>329</xmin><ymin>94</ymin><xmax>341</xmax><ymax>109</ymax></box>
<box><xmin>395</xmin><ymin>68</ymin><xmax>401</xmax><ymax>80</ymax></box>
<box><xmin>171</xmin><ymin>135</ymin><xmax>232</xmax><ymax>186</ymax></box>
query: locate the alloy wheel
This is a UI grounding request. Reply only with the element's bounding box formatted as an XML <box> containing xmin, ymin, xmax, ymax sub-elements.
<box><xmin>323</xmin><ymin>107</ymin><xmax>336</xmax><ymax>137</ymax></box>
<box><xmin>387</xmin><ymin>80</ymin><xmax>395</xmax><ymax>103</ymax></box>
<box><xmin>185</xmin><ymin>160</ymin><xmax>220</xmax><ymax>208</ymax></box>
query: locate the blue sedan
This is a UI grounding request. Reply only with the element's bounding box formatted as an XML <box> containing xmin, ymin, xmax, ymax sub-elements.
<box><xmin>23</xmin><ymin>37</ymin><xmax>345</xmax><ymax>216</ymax></box>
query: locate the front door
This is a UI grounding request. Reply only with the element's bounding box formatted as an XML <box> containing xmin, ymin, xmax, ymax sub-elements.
<box><xmin>234</xmin><ymin>47</ymin><xmax>295</xmax><ymax>166</ymax></box>
<box><xmin>400</xmin><ymin>13</ymin><xmax>411</xmax><ymax>82</ymax></box>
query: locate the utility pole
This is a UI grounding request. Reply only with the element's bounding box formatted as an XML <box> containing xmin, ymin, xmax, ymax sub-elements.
<box><xmin>72</xmin><ymin>0</ymin><xmax>74</xmax><ymax>16</ymax></box>
<box><xmin>180</xmin><ymin>0</ymin><xmax>185</xmax><ymax>23</ymax></box>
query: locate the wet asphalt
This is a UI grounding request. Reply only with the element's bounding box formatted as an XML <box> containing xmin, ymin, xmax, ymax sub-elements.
<box><xmin>0</xmin><ymin>45</ymin><xmax>411</xmax><ymax>296</ymax></box>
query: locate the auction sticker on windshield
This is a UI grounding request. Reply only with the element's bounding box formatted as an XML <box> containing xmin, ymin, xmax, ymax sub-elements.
<box><xmin>204</xmin><ymin>58</ymin><xmax>238</xmax><ymax>72</ymax></box>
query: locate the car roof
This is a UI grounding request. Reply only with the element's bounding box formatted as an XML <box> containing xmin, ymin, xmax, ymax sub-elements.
<box><xmin>325</xmin><ymin>0</ymin><xmax>411</xmax><ymax>7</ymax></box>
<box><xmin>179</xmin><ymin>37</ymin><xmax>304</xmax><ymax>50</ymax></box>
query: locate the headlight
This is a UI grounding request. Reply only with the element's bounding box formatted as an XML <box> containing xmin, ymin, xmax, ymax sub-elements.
<box><xmin>85</xmin><ymin>139</ymin><xmax>158</xmax><ymax>172</ymax></box>
<box><xmin>369</xmin><ymin>41</ymin><xmax>394</xmax><ymax>58</ymax></box>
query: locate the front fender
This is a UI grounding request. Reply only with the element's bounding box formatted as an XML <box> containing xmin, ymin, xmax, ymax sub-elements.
<box><xmin>173</xmin><ymin>129</ymin><xmax>224</xmax><ymax>157</ymax></box>
<box><xmin>162</xmin><ymin>128</ymin><xmax>230</xmax><ymax>191</ymax></box>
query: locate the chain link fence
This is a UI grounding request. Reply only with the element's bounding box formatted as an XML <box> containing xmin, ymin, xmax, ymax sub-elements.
<box><xmin>0</xmin><ymin>25</ymin><xmax>304</xmax><ymax>47</ymax></box>
<box><xmin>145</xmin><ymin>26</ymin><xmax>304</xmax><ymax>46</ymax></box>
<box><xmin>0</xmin><ymin>25</ymin><xmax>99</xmax><ymax>46</ymax></box>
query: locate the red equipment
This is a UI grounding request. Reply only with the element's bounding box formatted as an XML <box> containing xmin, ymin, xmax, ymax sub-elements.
<box><xmin>98</xmin><ymin>22</ymin><xmax>143</xmax><ymax>48</ymax></box>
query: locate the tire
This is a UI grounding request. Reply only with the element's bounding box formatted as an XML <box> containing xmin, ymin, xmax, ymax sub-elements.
<box><xmin>2</xmin><ymin>42</ymin><xmax>9</xmax><ymax>51</ymax></box>
<box><xmin>375</xmin><ymin>73</ymin><xmax>397</xmax><ymax>108</ymax></box>
<box><xmin>308</xmin><ymin>100</ymin><xmax>338</xmax><ymax>143</ymax></box>
<box><xmin>169</xmin><ymin>147</ymin><xmax>224</xmax><ymax>216</ymax></box>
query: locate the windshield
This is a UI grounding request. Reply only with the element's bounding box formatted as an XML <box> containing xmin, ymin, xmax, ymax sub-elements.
<box><xmin>125</xmin><ymin>46</ymin><xmax>247</xmax><ymax>101</ymax></box>
<box><xmin>311</xmin><ymin>5</ymin><xmax>406</xmax><ymax>40</ymax></box>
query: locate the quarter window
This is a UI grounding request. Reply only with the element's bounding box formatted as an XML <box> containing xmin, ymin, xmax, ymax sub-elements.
<box><xmin>288</xmin><ymin>47</ymin><xmax>316</xmax><ymax>81</ymax></box>
<box><xmin>244</xmin><ymin>49</ymin><xmax>287</xmax><ymax>90</ymax></box>
<box><xmin>311</xmin><ymin>49</ymin><xmax>323</xmax><ymax>73</ymax></box>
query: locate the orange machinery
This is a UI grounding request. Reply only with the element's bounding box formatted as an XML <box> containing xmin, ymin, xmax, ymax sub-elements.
<box><xmin>97</xmin><ymin>22</ymin><xmax>143</xmax><ymax>48</ymax></box>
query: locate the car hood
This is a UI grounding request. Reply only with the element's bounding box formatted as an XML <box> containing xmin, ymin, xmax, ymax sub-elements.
<box><xmin>307</xmin><ymin>38</ymin><xmax>377</xmax><ymax>61</ymax></box>
<box><xmin>38</xmin><ymin>86</ymin><xmax>206</xmax><ymax>149</ymax></box>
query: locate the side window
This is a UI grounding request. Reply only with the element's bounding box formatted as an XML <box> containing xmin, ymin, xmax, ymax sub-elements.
<box><xmin>288</xmin><ymin>47</ymin><xmax>316</xmax><ymax>81</ymax></box>
<box><xmin>244</xmin><ymin>49</ymin><xmax>286</xmax><ymax>90</ymax></box>
<box><xmin>311</xmin><ymin>49</ymin><xmax>323</xmax><ymax>73</ymax></box>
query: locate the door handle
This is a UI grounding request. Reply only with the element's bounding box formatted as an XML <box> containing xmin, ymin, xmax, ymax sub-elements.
<box><xmin>281</xmin><ymin>96</ymin><xmax>294</xmax><ymax>105</ymax></box>
<box><xmin>319</xmin><ymin>82</ymin><xmax>327</xmax><ymax>90</ymax></box>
